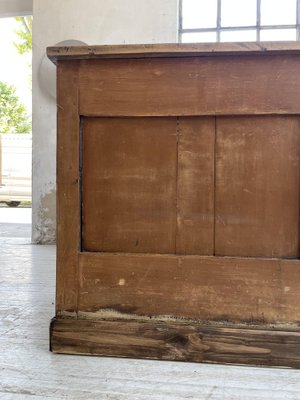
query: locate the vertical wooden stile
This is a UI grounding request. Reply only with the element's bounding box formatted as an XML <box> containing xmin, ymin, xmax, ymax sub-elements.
<box><xmin>56</xmin><ymin>61</ymin><xmax>80</xmax><ymax>314</ymax></box>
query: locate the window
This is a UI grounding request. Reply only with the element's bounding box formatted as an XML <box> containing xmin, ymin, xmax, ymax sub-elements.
<box><xmin>180</xmin><ymin>0</ymin><xmax>300</xmax><ymax>42</ymax></box>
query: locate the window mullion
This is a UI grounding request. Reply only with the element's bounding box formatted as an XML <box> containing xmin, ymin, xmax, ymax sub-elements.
<box><xmin>178</xmin><ymin>0</ymin><xmax>182</xmax><ymax>42</ymax></box>
<box><xmin>256</xmin><ymin>0</ymin><xmax>261</xmax><ymax>41</ymax></box>
<box><xmin>217</xmin><ymin>0</ymin><xmax>221</xmax><ymax>42</ymax></box>
<box><xmin>297</xmin><ymin>0</ymin><xmax>300</xmax><ymax>39</ymax></box>
<box><xmin>179</xmin><ymin>0</ymin><xmax>300</xmax><ymax>43</ymax></box>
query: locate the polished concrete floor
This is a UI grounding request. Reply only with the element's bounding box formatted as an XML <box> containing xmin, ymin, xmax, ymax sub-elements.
<box><xmin>1</xmin><ymin>209</ymin><xmax>300</xmax><ymax>399</ymax></box>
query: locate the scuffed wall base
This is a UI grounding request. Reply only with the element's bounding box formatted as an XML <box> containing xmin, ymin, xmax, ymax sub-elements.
<box><xmin>32</xmin><ymin>185</ymin><xmax>56</xmax><ymax>244</ymax></box>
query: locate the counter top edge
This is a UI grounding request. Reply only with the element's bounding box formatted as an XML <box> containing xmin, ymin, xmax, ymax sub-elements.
<box><xmin>47</xmin><ymin>41</ymin><xmax>300</xmax><ymax>64</ymax></box>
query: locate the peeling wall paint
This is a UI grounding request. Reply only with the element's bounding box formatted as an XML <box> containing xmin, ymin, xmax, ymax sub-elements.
<box><xmin>32</xmin><ymin>184</ymin><xmax>56</xmax><ymax>244</ymax></box>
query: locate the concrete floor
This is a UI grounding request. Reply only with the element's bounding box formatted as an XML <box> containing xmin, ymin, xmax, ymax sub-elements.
<box><xmin>1</xmin><ymin>210</ymin><xmax>300</xmax><ymax>399</ymax></box>
<box><xmin>0</xmin><ymin>207</ymin><xmax>31</xmax><ymax>238</ymax></box>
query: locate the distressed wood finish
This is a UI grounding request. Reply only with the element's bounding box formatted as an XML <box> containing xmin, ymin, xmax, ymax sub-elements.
<box><xmin>50</xmin><ymin>318</ymin><xmax>300</xmax><ymax>368</ymax></box>
<box><xmin>78</xmin><ymin>56</ymin><xmax>300</xmax><ymax>116</ymax></box>
<box><xmin>47</xmin><ymin>42</ymin><xmax>300</xmax><ymax>63</ymax></box>
<box><xmin>4</xmin><ymin>240</ymin><xmax>300</xmax><ymax>399</ymax></box>
<box><xmin>56</xmin><ymin>61</ymin><xmax>80</xmax><ymax>314</ymax></box>
<box><xmin>215</xmin><ymin>116</ymin><xmax>300</xmax><ymax>258</ymax></box>
<box><xmin>176</xmin><ymin>117</ymin><xmax>215</xmax><ymax>255</ymax></box>
<box><xmin>51</xmin><ymin>43</ymin><xmax>300</xmax><ymax>367</ymax></box>
<box><xmin>78</xmin><ymin>252</ymin><xmax>300</xmax><ymax>324</ymax></box>
<box><xmin>82</xmin><ymin>117</ymin><xmax>177</xmax><ymax>253</ymax></box>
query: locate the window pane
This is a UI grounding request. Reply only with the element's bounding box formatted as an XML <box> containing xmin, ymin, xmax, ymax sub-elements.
<box><xmin>181</xmin><ymin>32</ymin><xmax>217</xmax><ymax>43</ymax></box>
<box><xmin>221</xmin><ymin>0</ymin><xmax>256</xmax><ymax>27</ymax></box>
<box><xmin>260</xmin><ymin>29</ymin><xmax>296</xmax><ymax>40</ymax></box>
<box><xmin>182</xmin><ymin>0</ymin><xmax>217</xmax><ymax>29</ymax></box>
<box><xmin>221</xmin><ymin>30</ymin><xmax>257</xmax><ymax>42</ymax></box>
<box><xmin>261</xmin><ymin>0</ymin><xmax>296</xmax><ymax>25</ymax></box>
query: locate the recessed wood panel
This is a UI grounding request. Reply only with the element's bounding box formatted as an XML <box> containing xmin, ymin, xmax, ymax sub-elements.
<box><xmin>176</xmin><ymin>117</ymin><xmax>215</xmax><ymax>255</ymax></box>
<box><xmin>215</xmin><ymin>116</ymin><xmax>300</xmax><ymax>258</ymax></box>
<box><xmin>79</xmin><ymin>55</ymin><xmax>300</xmax><ymax>116</ymax></box>
<box><xmin>82</xmin><ymin>117</ymin><xmax>177</xmax><ymax>253</ymax></box>
<box><xmin>78</xmin><ymin>253</ymin><xmax>300</xmax><ymax>324</ymax></box>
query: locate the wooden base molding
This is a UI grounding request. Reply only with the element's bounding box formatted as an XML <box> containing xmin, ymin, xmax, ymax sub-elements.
<box><xmin>50</xmin><ymin>317</ymin><xmax>300</xmax><ymax>368</ymax></box>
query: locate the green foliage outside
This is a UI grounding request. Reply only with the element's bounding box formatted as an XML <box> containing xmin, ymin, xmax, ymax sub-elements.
<box><xmin>14</xmin><ymin>16</ymin><xmax>32</xmax><ymax>90</ymax></box>
<box><xmin>0</xmin><ymin>81</ymin><xmax>32</xmax><ymax>134</ymax></box>
<box><xmin>0</xmin><ymin>16</ymin><xmax>33</xmax><ymax>135</ymax></box>
<box><xmin>13</xmin><ymin>16</ymin><xmax>32</xmax><ymax>55</ymax></box>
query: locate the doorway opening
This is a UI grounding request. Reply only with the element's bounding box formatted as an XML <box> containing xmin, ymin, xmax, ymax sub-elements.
<box><xmin>0</xmin><ymin>16</ymin><xmax>32</xmax><ymax>242</ymax></box>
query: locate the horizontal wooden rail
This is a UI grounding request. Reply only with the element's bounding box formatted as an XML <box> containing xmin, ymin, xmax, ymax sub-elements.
<box><xmin>51</xmin><ymin>317</ymin><xmax>300</xmax><ymax>368</ymax></box>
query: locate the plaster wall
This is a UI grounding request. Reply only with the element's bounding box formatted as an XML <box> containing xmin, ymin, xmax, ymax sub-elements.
<box><xmin>0</xmin><ymin>0</ymin><xmax>32</xmax><ymax>17</ymax></box>
<box><xmin>32</xmin><ymin>0</ymin><xmax>179</xmax><ymax>243</ymax></box>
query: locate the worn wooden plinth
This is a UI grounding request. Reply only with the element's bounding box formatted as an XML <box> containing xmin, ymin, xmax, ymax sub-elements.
<box><xmin>50</xmin><ymin>318</ymin><xmax>300</xmax><ymax>368</ymax></box>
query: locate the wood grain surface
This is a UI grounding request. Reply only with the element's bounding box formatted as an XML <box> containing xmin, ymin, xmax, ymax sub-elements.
<box><xmin>78</xmin><ymin>252</ymin><xmax>300</xmax><ymax>324</ymax></box>
<box><xmin>51</xmin><ymin>317</ymin><xmax>300</xmax><ymax>368</ymax></box>
<box><xmin>56</xmin><ymin>61</ymin><xmax>80</xmax><ymax>313</ymax></box>
<box><xmin>82</xmin><ymin>117</ymin><xmax>177</xmax><ymax>253</ymax></box>
<box><xmin>47</xmin><ymin>42</ymin><xmax>300</xmax><ymax>64</ymax></box>
<box><xmin>215</xmin><ymin>116</ymin><xmax>300</xmax><ymax>258</ymax></box>
<box><xmin>79</xmin><ymin>56</ymin><xmax>300</xmax><ymax>116</ymax></box>
<box><xmin>53</xmin><ymin>47</ymin><xmax>300</xmax><ymax>367</ymax></box>
<box><xmin>176</xmin><ymin>117</ymin><xmax>215</xmax><ymax>255</ymax></box>
<box><xmin>4</xmin><ymin>240</ymin><xmax>300</xmax><ymax>397</ymax></box>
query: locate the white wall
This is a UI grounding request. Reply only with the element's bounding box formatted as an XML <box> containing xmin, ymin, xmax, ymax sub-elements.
<box><xmin>32</xmin><ymin>0</ymin><xmax>179</xmax><ymax>243</ymax></box>
<box><xmin>0</xmin><ymin>0</ymin><xmax>32</xmax><ymax>17</ymax></box>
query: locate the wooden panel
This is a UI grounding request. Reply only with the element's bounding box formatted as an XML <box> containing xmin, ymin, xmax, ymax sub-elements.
<box><xmin>176</xmin><ymin>117</ymin><xmax>215</xmax><ymax>255</ymax></box>
<box><xmin>79</xmin><ymin>55</ymin><xmax>300</xmax><ymax>116</ymax></box>
<box><xmin>78</xmin><ymin>253</ymin><xmax>300</xmax><ymax>323</ymax></box>
<box><xmin>51</xmin><ymin>317</ymin><xmax>300</xmax><ymax>368</ymax></box>
<box><xmin>215</xmin><ymin>116</ymin><xmax>300</xmax><ymax>258</ymax></box>
<box><xmin>82</xmin><ymin>118</ymin><xmax>177</xmax><ymax>253</ymax></box>
<box><xmin>56</xmin><ymin>61</ymin><xmax>80</xmax><ymax>314</ymax></box>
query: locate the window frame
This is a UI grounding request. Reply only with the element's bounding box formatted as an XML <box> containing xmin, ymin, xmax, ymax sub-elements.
<box><xmin>179</xmin><ymin>0</ymin><xmax>300</xmax><ymax>42</ymax></box>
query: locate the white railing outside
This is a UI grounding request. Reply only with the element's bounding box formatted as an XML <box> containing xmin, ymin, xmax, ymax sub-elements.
<box><xmin>0</xmin><ymin>134</ymin><xmax>32</xmax><ymax>205</ymax></box>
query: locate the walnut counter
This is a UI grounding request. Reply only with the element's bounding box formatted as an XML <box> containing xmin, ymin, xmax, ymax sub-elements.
<box><xmin>48</xmin><ymin>42</ymin><xmax>300</xmax><ymax>368</ymax></box>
